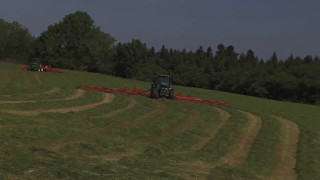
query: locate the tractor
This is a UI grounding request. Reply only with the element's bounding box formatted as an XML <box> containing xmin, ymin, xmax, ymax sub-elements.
<box><xmin>27</xmin><ymin>58</ymin><xmax>44</xmax><ymax>72</ymax></box>
<box><xmin>150</xmin><ymin>74</ymin><xmax>174</xmax><ymax>99</ymax></box>
<box><xmin>22</xmin><ymin>58</ymin><xmax>63</xmax><ymax>73</ymax></box>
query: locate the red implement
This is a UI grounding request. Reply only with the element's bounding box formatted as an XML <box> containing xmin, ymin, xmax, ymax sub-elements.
<box><xmin>43</xmin><ymin>66</ymin><xmax>63</xmax><ymax>73</ymax></box>
<box><xmin>21</xmin><ymin>65</ymin><xmax>63</xmax><ymax>73</ymax></box>
<box><xmin>80</xmin><ymin>85</ymin><xmax>228</xmax><ymax>106</ymax></box>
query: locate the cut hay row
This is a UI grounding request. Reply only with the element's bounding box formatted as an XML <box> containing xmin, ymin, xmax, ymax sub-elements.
<box><xmin>141</xmin><ymin>104</ymin><xmax>199</xmax><ymax>142</ymax></box>
<box><xmin>43</xmin><ymin>87</ymin><xmax>60</xmax><ymax>95</ymax></box>
<box><xmin>90</xmin><ymin>98</ymin><xmax>138</xmax><ymax>119</ymax></box>
<box><xmin>86</xmin><ymin>102</ymin><xmax>191</xmax><ymax>162</ymax></box>
<box><xmin>182</xmin><ymin>107</ymin><xmax>231</xmax><ymax>153</ymax></box>
<box><xmin>271</xmin><ymin>115</ymin><xmax>299</xmax><ymax>180</ymax></box>
<box><xmin>95</xmin><ymin>100</ymin><xmax>168</xmax><ymax>132</ymax></box>
<box><xmin>0</xmin><ymin>93</ymin><xmax>115</xmax><ymax>115</ymax></box>
<box><xmin>1</xmin><ymin>70</ymin><xmax>40</xmax><ymax>86</ymax></box>
<box><xmin>0</xmin><ymin>89</ymin><xmax>86</xmax><ymax>104</ymax></box>
<box><xmin>0</xmin><ymin>87</ymin><xmax>60</xmax><ymax>98</ymax></box>
<box><xmin>163</xmin><ymin>110</ymin><xmax>262</xmax><ymax>179</ymax></box>
<box><xmin>83</xmin><ymin>99</ymin><xmax>169</xmax><ymax>162</ymax></box>
<box><xmin>221</xmin><ymin>110</ymin><xmax>262</xmax><ymax>166</ymax></box>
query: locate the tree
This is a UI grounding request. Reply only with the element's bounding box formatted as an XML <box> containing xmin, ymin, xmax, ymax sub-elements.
<box><xmin>303</xmin><ymin>55</ymin><xmax>312</xmax><ymax>64</ymax></box>
<box><xmin>206</xmin><ymin>46</ymin><xmax>213</xmax><ymax>58</ymax></box>
<box><xmin>246</xmin><ymin>49</ymin><xmax>255</xmax><ymax>59</ymax></box>
<box><xmin>0</xmin><ymin>19</ymin><xmax>7</xmax><ymax>59</ymax></box>
<box><xmin>270</xmin><ymin>52</ymin><xmax>278</xmax><ymax>64</ymax></box>
<box><xmin>216</xmin><ymin>43</ymin><xmax>225</xmax><ymax>55</ymax></box>
<box><xmin>159</xmin><ymin>45</ymin><xmax>169</xmax><ymax>59</ymax></box>
<box><xmin>34</xmin><ymin>11</ymin><xmax>115</xmax><ymax>70</ymax></box>
<box><xmin>0</xmin><ymin>19</ymin><xmax>34</xmax><ymax>62</ymax></box>
<box><xmin>196</xmin><ymin>46</ymin><xmax>204</xmax><ymax>55</ymax></box>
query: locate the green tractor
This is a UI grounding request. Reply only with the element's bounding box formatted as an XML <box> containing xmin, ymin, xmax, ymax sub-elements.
<box><xmin>27</xmin><ymin>58</ymin><xmax>43</xmax><ymax>72</ymax></box>
<box><xmin>150</xmin><ymin>74</ymin><xmax>174</xmax><ymax>99</ymax></box>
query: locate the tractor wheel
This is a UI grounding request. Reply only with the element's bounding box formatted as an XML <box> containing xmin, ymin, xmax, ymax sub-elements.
<box><xmin>169</xmin><ymin>89</ymin><xmax>174</xmax><ymax>100</ymax></box>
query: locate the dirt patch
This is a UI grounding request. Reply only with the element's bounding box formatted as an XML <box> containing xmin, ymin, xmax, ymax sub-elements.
<box><xmin>182</xmin><ymin>107</ymin><xmax>231</xmax><ymax>153</ymax></box>
<box><xmin>96</xmin><ymin>100</ymin><xmax>167</xmax><ymax>132</ymax></box>
<box><xmin>271</xmin><ymin>115</ymin><xmax>299</xmax><ymax>180</ymax></box>
<box><xmin>0</xmin><ymin>93</ymin><xmax>115</xmax><ymax>115</ymax></box>
<box><xmin>141</xmin><ymin>104</ymin><xmax>199</xmax><ymax>142</ymax></box>
<box><xmin>0</xmin><ymin>89</ymin><xmax>86</xmax><ymax>104</ymax></box>
<box><xmin>221</xmin><ymin>110</ymin><xmax>262</xmax><ymax>166</ymax></box>
<box><xmin>90</xmin><ymin>98</ymin><xmax>137</xmax><ymax>119</ymax></box>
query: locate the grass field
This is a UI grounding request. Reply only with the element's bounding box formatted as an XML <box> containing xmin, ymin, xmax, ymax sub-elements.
<box><xmin>0</xmin><ymin>62</ymin><xmax>319</xmax><ymax>179</ymax></box>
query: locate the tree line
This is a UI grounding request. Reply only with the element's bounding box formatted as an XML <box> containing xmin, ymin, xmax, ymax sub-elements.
<box><xmin>1</xmin><ymin>11</ymin><xmax>319</xmax><ymax>105</ymax></box>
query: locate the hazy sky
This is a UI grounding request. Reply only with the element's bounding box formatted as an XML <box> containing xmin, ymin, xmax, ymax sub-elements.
<box><xmin>0</xmin><ymin>0</ymin><xmax>319</xmax><ymax>60</ymax></box>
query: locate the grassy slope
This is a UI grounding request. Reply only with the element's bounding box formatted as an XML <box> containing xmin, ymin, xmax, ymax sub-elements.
<box><xmin>0</xmin><ymin>62</ymin><xmax>319</xmax><ymax>179</ymax></box>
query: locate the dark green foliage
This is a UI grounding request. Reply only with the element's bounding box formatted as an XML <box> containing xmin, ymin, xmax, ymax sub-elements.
<box><xmin>33</xmin><ymin>11</ymin><xmax>115</xmax><ymax>70</ymax></box>
<box><xmin>0</xmin><ymin>19</ymin><xmax>34</xmax><ymax>63</ymax></box>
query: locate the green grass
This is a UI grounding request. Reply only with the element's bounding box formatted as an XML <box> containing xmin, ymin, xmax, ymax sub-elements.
<box><xmin>0</xmin><ymin>62</ymin><xmax>320</xmax><ymax>179</ymax></box>
<box><xmin>243</xmin><ymin>115</ymin><xmax>281</xmax><ymax>176</ymax></box>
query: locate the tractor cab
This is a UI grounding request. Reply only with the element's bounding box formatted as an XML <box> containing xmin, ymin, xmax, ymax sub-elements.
<box><xmin>28</xmin><ymin>58</ymin><xmax>43</xmax><ymax>72</ymax></box>
<box><xmin>150</xmin><ymin>74</ymin><xmax>174</xmax><ymax>99</ymax></box>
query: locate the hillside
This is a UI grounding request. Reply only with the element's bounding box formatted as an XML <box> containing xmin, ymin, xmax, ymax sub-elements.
<box><xmin>0</xmin><ymin>62</ymin><xmax>319</xmax><ymax>179</ymax></box>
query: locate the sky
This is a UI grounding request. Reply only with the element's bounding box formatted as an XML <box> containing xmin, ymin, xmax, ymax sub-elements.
<box><xmin>0</xmin><ymin>0</ymin><xmax>319</xmax><ymax>60</ymax></box>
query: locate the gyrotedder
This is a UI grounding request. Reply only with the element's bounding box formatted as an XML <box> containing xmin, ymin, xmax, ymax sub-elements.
<box><xmin>79</xmin><ymin>74</ymin><xmax>228</xmax><ymax>106</ymax></box>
